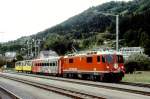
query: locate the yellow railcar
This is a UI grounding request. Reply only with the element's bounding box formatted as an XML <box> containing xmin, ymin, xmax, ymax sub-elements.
<box><xmin>15</xmin><ymin>61</ymin><xmax>23</xmax><ymax>72</ymax></box>
<box><xmin>22</xmin><ymin>60</ymin><xmax>32</xmax><ymax>73</ymax></box>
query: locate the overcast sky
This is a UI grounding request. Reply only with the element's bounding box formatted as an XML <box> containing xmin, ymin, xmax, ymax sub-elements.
<box><xmin>0</xmin><ymin>0</ymin><xmax>131</xmax><ymax>42</ymax></box>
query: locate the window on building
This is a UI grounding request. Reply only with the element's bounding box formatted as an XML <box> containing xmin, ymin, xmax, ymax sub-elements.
<box><xmin>87</xmin><ymin>57</ymin><xmax>92</xmax><ymax>63</ymax></box>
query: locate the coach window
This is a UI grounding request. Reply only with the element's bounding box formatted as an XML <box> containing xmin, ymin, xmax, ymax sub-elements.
<box><xmin>48</xmin><ymin>63</ymin><xmax>50</xmax><ymax>66</ymax></box>
<box><xmin>97</xmin><ymin>56</ymin><xmax>100</xmax><ymax>62</ymax></box>
<box><xmin>46</xmin><ymin>63</ymin><xmax>49</xmax><ymax>66</ymax></box>
<box><xmin>50</xmin><ymin>63</ymin><xmax>52</xmax><ymax>66</ymax></box>
<box><xmin>53</xmin><ymin>62</ymin><xmax>56</xmax><ymax>66</ymax></box>
<box><xmin>69</xmin><ymin>59</ymin><xmax>73</xmax><ymax>63</ymax></box>
<box><xmin>55</xmin><ymin>61</ymin><xmax>57</xmax><ymax>66</ymax></box>
<box><xmin>87</xmin><ymin>57</ymin><xmax>92</xmax><ymax>63</ymax></box>
<box><xmin>102</xmin><ymin>56</ymin><xmax>105</xmax><ymax>63</ymax></box>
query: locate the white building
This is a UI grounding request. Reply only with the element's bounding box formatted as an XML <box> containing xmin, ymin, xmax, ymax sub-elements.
<box><xmin>5</xmin><ymin>52</ymin><xmax>16</xmax><ymax>61</ymax></box>
<box><xmin>5</xmin><ymin>52</ymin><xmax>16</xmax><ymax>58</ymax></box>
<box><xmin>119</xmin><ymin>47</ymin><xmax>144</xmax><ymax>60</ymax></box>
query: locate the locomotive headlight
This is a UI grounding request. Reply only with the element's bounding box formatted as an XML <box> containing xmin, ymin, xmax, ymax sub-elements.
<box><xmin>114</xmin><ymin>63</ymin><xmax>118</xmax><ymax>69</ymax></box>
<box><xmin>121</xmin><ymin>66</ymin><xmax>124</xmax><ymax>69</ymax></box>
<box><xmin>106</xmin><ymin>66</ymin><xmax>109</xmax><ymax>69</ymax></box>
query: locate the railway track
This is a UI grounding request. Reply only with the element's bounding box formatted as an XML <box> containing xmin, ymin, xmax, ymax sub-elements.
<box><xmin>9</xmin><ymin>71</ymin><xmax>150</xmax><ymax>88</ymax></box>
<box><xmin>0</xmin><ymin>85</ymin><xmax>21</xmax><ymax>99</ymax></box>
<box><xmin>6</xmin><ymin>72</ymin><xmax>150</xmax><ymax>96</ymax></box>
<box><xmin>0</xmin><ymin>73</ymin><xmax>105</xmax><ymax>99</ymax></box>
<box><xmin>120</xmin><ymin>81</ymin><xmax>150</xmax><ymax>88</ymax></box>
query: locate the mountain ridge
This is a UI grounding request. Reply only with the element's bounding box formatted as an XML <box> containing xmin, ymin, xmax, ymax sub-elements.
<box><xmin>0</xmin><ymin>0</ymin><xmax>150</xmax><ymax>56</ymax></box>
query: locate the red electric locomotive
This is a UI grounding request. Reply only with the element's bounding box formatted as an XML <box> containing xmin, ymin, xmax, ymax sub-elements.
<box><xmin>61</xmin><ymin>50</ymin><xmax>125</xmax><ymax>82</ymax></box>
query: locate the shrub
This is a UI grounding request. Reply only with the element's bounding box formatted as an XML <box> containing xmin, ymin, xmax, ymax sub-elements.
<box><xmin>124</xmin><ymin>53</ymin><xmax>150</xmax><ymax>73</ymax></box>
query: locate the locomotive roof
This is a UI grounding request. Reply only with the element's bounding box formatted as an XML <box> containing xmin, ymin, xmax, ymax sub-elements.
<box><xmin>64</xmin><ymin>50</ymin><xmax>122</xmax><ymax>58</ymax></box>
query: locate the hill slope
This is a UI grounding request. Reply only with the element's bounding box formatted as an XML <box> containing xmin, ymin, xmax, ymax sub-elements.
<box><xmin>0</xmin><ymin>0</ymin><xmax>150</xmax><ymax>56</ymax></box>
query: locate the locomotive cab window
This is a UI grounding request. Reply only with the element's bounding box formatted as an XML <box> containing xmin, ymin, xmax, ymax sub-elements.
<box><xmin>69</xmin><ymin>59</ymin><xmax>73</xmax><ymax>63</ymax></box>
<box><xmin>87</xmin><ymin>57</ymin><xmax>92</xmax><ymax>63</ymax></box>
<box><xmin>102</xmin><ymin>56</ymin><xmax>105</xmax><ymax>63</ymax></box>
<box><xmin>106</xmin><ymin>55</ymin><xmax>113</xmax><ymax>63</ymax></box>
<box><xmin>117</xmin><ymin>55</ymin><xmax>124</xmax><ymax>63</ymax></box>
<box><xmin>97</xmin><ymin>56</ymin><xmax>100</xmax><ymax>62</ymax></box>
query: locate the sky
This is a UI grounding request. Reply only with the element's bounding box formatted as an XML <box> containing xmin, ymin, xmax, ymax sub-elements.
<box><xmin>0</xmin><ymin>0</ymin><xmax>131</xmax><ymax>42</ymax></box>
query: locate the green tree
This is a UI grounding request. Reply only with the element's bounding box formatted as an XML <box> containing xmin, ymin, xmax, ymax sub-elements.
<box><xmin>125</xmin><ymin>53</ymin><xmax>150</xmax><ymax>73</ymax></box>
<box><xmin>16</xmin><ymin>54</ymin><xmax>24</xmax><ymax>61</ymax></box>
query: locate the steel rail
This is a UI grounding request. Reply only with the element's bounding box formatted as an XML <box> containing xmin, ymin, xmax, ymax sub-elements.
<box><xmin>119</xmin><ymin>82</ymin><xmax>150</xmax><ymax>88</ymax></box>
<box><xmin>0</xmin><ymin>85</ymin><xmax>21</xmax><ymax>99</ymax></box>
<box><xmin>0</xmin><ymin>74</ymin><xmax>105</xmax><ymax>99</ymax></box>
<box><xmin>7</xmin><ymin>72</ymin><xmax>150</xmax><ymax>96</ymax></box>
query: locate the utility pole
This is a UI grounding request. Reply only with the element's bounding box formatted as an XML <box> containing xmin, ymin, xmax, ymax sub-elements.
<box><xmin>27</xmin><ymin>40</ymin><xmax>30</xmax><ymax>59</ymax></box>
<box><xmin>30</xmin><ymin>40</ymin><xmax>33</xmax><ymax>58</ymax></box>
<box><xmin>37</xmin><ymin>39</ymin><xmax>41</xmax><ymax>57</ymax></box>
<box><xmin>94</xmin><ymin>11</ymin><xmax>119</xmax><ymax>51</ymax></box>
<box><xmin>116</xmin><ymin>15</ymin><xmax>119</xmax><ymax>51</ymax></box>
<box><xmin>34</xmin><ymin>39</ymin><xmax>36</xmax><ymax>58</ymax></box>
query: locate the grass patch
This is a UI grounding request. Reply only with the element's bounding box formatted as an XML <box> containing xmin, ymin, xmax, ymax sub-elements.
<box><xmin>122</xmin><ymin>71</ymin><xmax>150</xmax><ymax>83</ymax></box>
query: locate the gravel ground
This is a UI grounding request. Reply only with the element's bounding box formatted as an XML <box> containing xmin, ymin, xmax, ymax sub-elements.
<box><xmin>0</xmin><ymin>88</ymin><xmax>13</xmax><ymax>99</ymax></box>
<box><xmin>8</xmin><ymin>71</ymin><xmax>150</xmax><ymax>93</ymax></box>
<box><xmin>1</xmin><ymin>72</ymin><xmax>150</xmax><ymax>99</ymax></box>
<box><xmin>0</xmin><ymin>77</ymin><xmax>71</xmax><ymax>99</ymax></box>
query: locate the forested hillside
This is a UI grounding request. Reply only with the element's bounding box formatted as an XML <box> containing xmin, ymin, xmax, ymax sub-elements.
<box><xmin>0</xmin><ymin>0</ymin><xmax>150</xmax><ymax>56</ymax></box>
